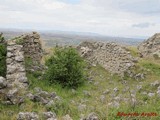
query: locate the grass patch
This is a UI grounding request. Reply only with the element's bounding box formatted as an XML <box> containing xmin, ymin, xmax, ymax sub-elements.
<box><xmin>140</xmin><ymin>59</ymin><xmax>160</xmax><ymax>77</ymax></box>
<box><xmin>126</xmin><ymin>46</ymin><xmax>139</xmax><ymax>57</ymax></box>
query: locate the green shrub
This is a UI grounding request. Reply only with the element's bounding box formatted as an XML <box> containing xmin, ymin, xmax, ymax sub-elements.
<box><xmin>0</xmin><ymin>33</ymin><xmax>5</xmax><ymax>43</ymax></box>
<box><xmin>45</xmin><ymin>47</ymin><xmax>86</xmax><ymax>88</ymax></box>
<box><xmin>0</xmin><ymin>34</ymin><xmax>7</xmax><ymax>77</ymax></box>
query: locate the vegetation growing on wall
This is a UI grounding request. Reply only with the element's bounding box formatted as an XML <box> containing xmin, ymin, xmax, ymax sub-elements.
<box><xmin>0</xmin><ymin>33</ymin><xmax>7</xmax><ymax>77</ymax></box>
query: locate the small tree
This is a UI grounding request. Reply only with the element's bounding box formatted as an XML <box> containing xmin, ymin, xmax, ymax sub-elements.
<box><xmin>45</xmin><ymin>47</ymin><xmax>86</xmax><ymax>88</ymax></box>
<box><xmin>0</xmin><ymin>33</ymin><xmax>7</xmax><ymax>77</ymax></box>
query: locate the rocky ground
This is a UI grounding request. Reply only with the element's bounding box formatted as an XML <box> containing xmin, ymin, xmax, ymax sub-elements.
<box><xmin>0</xmin><ymin>54</ymin><xmax>160</xmax><ymax>120</ymax></box>
<box><xmin>0</xmin><ymin>32</ymin><xmax>160</xmax><ymax>120</ymax></box>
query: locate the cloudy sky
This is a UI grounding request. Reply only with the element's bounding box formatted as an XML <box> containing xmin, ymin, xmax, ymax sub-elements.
<box><xmin>0</xmin><ymin>0</ymin><xmax>160</xmax><ymax>38</ymax></box>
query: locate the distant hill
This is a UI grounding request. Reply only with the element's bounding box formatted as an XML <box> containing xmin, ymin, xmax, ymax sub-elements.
<box><xmin>0</xmin><ymin>28</ymin><xmax>144</xmax><ymax>47</ymax></box>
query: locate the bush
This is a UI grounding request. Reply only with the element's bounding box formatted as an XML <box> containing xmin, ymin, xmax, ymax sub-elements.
<box><xmin>45</xmin><ymin>47</ymin><xmax>86</xmax><ymax>88</ymax></box>
<box><xmin>0</xmin><ymin>33</ymin><xmax>5</xmax><ymax>43</ymax></box>
<box><xmin>0</xmin><ymin>34</ymin><xmax>7</xmax><ymax>77</ymax></box>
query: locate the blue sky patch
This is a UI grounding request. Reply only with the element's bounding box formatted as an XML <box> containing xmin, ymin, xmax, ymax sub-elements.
<box><xmin>59</xmin><ymin>0</ymin><xmax>80</xmax><ymax>4</ymax></box>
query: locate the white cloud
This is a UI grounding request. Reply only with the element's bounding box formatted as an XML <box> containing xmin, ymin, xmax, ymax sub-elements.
<box><xmin>0</xmin><ymin>0</ymin><xmax>160</xmax><ymax>37</ymax></box>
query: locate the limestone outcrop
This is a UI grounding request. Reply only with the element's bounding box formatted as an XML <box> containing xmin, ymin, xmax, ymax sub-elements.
<box><xmin>138</xmin><ymin>33</ymin><xmax>160</xmax><ymax>58</ymax></box>
<box><xmin>77</xmin><ymin>41</ymin><xmax>136</xmax><ymax>76</ymax></box>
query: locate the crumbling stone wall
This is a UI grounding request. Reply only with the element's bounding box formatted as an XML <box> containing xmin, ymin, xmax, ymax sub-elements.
<box><xmin>14</xmin><ymin>32</ymin><xmax>43</xmax><ymax>70</ymax></box>
<box><xmin>5</xmin><ymin>32</ymin><xmax>43</xmax><ymax>88</ymax></box>
<box><xmin>138</xmin><ymin>33</ymin><xmax>160</xmax><ymax>58</ymax></box>
<box><xmin>18</xmin><ymin>32</ymin><xmax>43</xmax><ymax>72</ymax></box>
<box><xmin>22</xmin><ymin>32</ymin><xmax>43</xmax><ymax>64</ymax></box>
<box><xmin>6</xmin><ymin>40</ymin><xmax>28</xmax><ymax>89</ymax></box>
<box><xmin>0</xmin><ymin>32</ymin><xmax>43</xmax><ymax>104</ymax></box>
<box><xmin>77</xmin><ymin>41</ymin><xmax>135</xmax><ymax>76</ymax></box>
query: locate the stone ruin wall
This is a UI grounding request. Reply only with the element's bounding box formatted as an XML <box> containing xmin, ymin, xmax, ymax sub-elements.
<box><xmin>15</xmin><ymin>32</ymin><xmax>43</xmax><ymax>72</ymax></box>
<box><xmin>1</xmin><ymin>33</ymin><xmax>138</xmax><ymax>91</ymax></box>
<box><xmin>77</xmin><ymin>41</ymin><xmax>136</xmax><ymax>76</ymax></box>
<box><xmin>0</xmin><ymin>32</ymin><xmax>43</xmax><ymax>104</ymax></box>
<box><xmin>6</xmin><ymin>32</ymin><xmax>43</xmax><ymax>89</ymax></box>
<box><xmin>138</xmin><ymin>33</ymin><xmax>160</xmax><ymax>58</ymax></box>
<box><xmin>22</xmin><ymin>32</ymin><xmax>43</xmax><ymax>64</ymax></box>
<box><xmin>6</xmin><ymin>40</ymin><xmax>28</xmax><ymax>89</ymax></box>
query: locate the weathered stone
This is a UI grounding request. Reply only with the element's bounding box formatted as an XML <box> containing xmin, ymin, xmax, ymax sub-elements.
<box><xmin>0</xmin><ymin>76</ymin><xmax>7</xmax><ymax>89</ymax></box>
<box><xmin>7</xmin><ymin>65</ymin><xmax>17</xmax><ymax>74</ymax></box>
<box><xmin>100</xmin><ymin>95</ymin><xmax>106</xmax><ymax>103</ymax></box>
<box><xmin>33</xmin><ymin>32</ymin><xmax>40</xmax><ymax>39</ymax></box>
<box><xmin>17</xmin><ymin>112</ymin><xmax>39</xmax><ymax>120</ymax></box>
<box><xmin>6</xmin><ymin>88</ymin><xmax>24</xmax><ymax>105</ymax></box>
<box><xmin>131</xmin><ymin>98</ymin><xmax>137</xmax><ymax>107</ymax></box>
<box><xmin>15</xmin><ymin>55</ymin><xmax>24</xmax><ymax>62</ymax></box>
<box><xmin>78</xmin><ymin>104</ymin><xmax>86</xmax><ymax>112</ymax></box>
<box><xmin>136</xmin><ymin>85</ymin><xmax>142</xmax><ymax>91</ymax></box>
<box><xmin>45</xmin><ymin>100</ymin><xmax>54</xmax><ymax>107</ymax></box>
<box><xmin>26</xmin><ymin>93</ymin><xmax>34</xmax><ymax>100</ymax></box>
<box><xmin>113</xmin><ymin>87</ymin><xmax>119</xmax><ymax>93</ymax></box>
<box><xmin>28</xmin><ymin>88</ymin><xmax>60</xmax><ymax>105</ymax></box>
<box><xmin>62</xmin><ymin>114</ymin><xmax>73</xmax><ymax>120</ymax></box>
<box><xmin>113</xmin><ymin>96</ymin><xmax>121</xmax><ymax>102</ymax></box>
<box><xmin>157</xmin><ymin>90</ymin><xmax>160</xmax><ymax>97</ymax></box>
<box><xmin>50</xmin><ymin>92</ymin><xmax>57</xmax><ymax>99</ymax></box>
<box><xmin>134</xmin><ymin>73</ymin><xmax>144</xmax><ymax>80</ymax></box>
<box><xmin>7</xmin><ymin>88</ymin><xmax>18</xmax><ymax>96</ymax></box>
<box><xmin>84</xmin><ymin>112</ymin><xmax>99</xmax><ymax>120</ymax></box>
<box><xmin>43</xmin><ymin>112</ymin><xmax>57</xmax><ymax>120</ymax></box>
<box><xmin>7</xmin><ymin>46</ymin><xmax>15</xmax><ymax>51</ymax></box>
<box><xmin>39</xmin><ymin>90</ymin><xmax>50</xmax><ymax>98</ymax></box>
<box><xmin>148</xmin><ymin>93</ymin><xmax>155</xmax><ymax>97</ymax></box>
<box><xmin>54</xmin><ymin>96</ymin><xmax>61</xmax><ymax>102</ymax></box>
<box><xmin>34</xmin><ymin>39</ymin><xmax>40</xmax><ymax>43</ymax></box>
<box><xmin>151</xmin><ymin>80</ymin><xmax>160</xmax><ymax>87</ymax></box>
<box><xmin>103</xmin><ymin>89</ymin><xmax>110</xmax><ymax>94</ymax></box>
<box><xmin>108</xmin><ymin>101</ymin><xmax>120</xmax><ymax>108</ymax></box>
<box><xmin>7</xmin><ymin>52</ymin><xmax>14</xmax><ymax>58</ymax></box>
<box><xmin>34</xmin><ymin>87</ymin><xmax>42</xmax><ymax>93</ymax></box>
